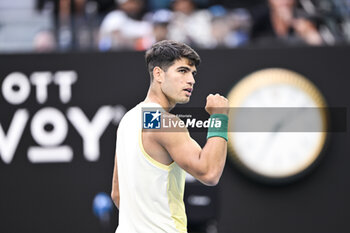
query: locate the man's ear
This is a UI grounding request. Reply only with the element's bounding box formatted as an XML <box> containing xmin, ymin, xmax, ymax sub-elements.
<box><xmin>153</xmin><ymin>66</ymin><xmax>164</xmax><ymax>83</ymax></box>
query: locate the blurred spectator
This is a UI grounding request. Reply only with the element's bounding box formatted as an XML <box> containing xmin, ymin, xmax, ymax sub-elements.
<box><xmin>210</xmin><ymin>5</ymin><xmax>251</xmax><ymax>48</ymax></box>
<box><xmin>74</xmin><ymin>0</ymin><xmax>99</xmax><ymax>50</ymax></box>
<box><xmin>225</xmin><ymin>8</ymin><xmax>251</xmax><ymax>47</ymax></box>
<box><xmin>151</xmin><ymin>10</ymin><xmax>172</xmax><ymax>42</ymax></box>
<box><xmin>2</xmin><ymin>0</ymin><xmax>349</xmax><ymax>53</ymax></box>
<box><xmin>33</xmin><ymin>30</ymin><xmax>57</xmax><ymax>52</ymax></box>
<box><xmin>52</xmin><ymin>0</ymin><xmax>100</xmax><ymax>51</ymax></box>
<box><xmin>250</xmin><ymin>0</ymin><xmax>323</xmax><ymax>46</ymax></box>
<box><xmin>167</xmin><ymin>0</ymin><xmax>215</xmax><ymax>48</ymax></box>
<box><xmin>143</xmin><ymin>9</ymin><xmax>173</xmax><ymax>44</ymax></box>
<box><xmin>99</xmin><ymin>0</ymin><xmax>152</xmax><ymax>50</ymax></box>
<box><xmin>55</xmin><ymin>0</ymin><xmax>74</xmax><ymax>50</ymax></box>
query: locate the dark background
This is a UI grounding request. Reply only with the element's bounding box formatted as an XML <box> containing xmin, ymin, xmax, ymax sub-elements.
<box><xmin>0</xmin><ymin>46</ymin><xmax>349</xmax><ymax>233</ymax></box>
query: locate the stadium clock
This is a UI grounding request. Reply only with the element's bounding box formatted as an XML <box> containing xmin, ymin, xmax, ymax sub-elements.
<box><xmin>227</xmin><ymin>68</ymin><xmax>328</xmax><ymax>183</ymax></box>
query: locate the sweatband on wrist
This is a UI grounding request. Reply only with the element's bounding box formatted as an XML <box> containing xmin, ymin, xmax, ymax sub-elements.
<box><xmin>207</xmin><ymin>114</ymin><xmax>228</xmax><ymax>141</ymax></box>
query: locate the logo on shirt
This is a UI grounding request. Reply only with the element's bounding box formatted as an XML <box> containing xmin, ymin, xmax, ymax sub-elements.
<box><xmin>143</xmin><ymin>110</ymin><xmax>161</xmax><ymax>129</ymax></box>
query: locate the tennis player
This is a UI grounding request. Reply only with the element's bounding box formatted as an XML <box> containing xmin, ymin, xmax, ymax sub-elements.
<box><xmin>111</xmin><ymin>40</ymin><xmax>229</xmax><ymax>233</ymax></box>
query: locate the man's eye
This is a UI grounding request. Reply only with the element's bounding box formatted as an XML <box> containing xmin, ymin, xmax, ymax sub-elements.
<box><xmin>179</xmin><ymin>70</ymin><xmax>186</xmax><ymax>73</ymax></box>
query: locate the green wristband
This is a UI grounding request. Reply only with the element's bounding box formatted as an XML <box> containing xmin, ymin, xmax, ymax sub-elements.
<box><xmin>207</xmin><ymin>114</ymin><xmax>228</xmax><ymax>141</ymax></box>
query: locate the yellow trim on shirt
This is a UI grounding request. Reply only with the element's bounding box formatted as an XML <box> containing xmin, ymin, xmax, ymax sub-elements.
<box><xmin>167</xmin><ymin>165</ymin><xmax>187</xmax><ymax>233</ymax></box>
<box><xmin>139</xmin><ymin>129</ymin><xmax>187</xmax><ymax>232</ymax></box>
<box><xmin>139</xmin><ymin>130</ymin><xmax>174</xmax><ymax>171</ymax></box>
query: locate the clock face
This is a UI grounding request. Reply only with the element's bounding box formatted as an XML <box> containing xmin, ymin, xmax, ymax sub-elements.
<box><xmin>227</xmin><ymin>68</ymin><xmax>328</xmax><ymax>182</ymax></box>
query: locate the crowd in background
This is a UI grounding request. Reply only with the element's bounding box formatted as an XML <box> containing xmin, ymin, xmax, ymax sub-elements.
<box><xmin>0</xmin><ymin>0</ymin><xmax>350</xmax><ymax>53</ymax></box>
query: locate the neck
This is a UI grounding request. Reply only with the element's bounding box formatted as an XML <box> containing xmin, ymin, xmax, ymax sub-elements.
<box><xmin>144</xmin><ymin>85</ymin><xmax>175</xmax><ymax>112</ymax></box>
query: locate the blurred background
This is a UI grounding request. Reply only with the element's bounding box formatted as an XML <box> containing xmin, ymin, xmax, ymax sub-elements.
<box><xmin>0</xmin><ymin>1</ymin><xmax>350</xmax><ymax>233</ymax></box>
<box><xmin>0</xmin><ymin>0</ymin><xmax>350</xmax><ymax>52</ymax></box>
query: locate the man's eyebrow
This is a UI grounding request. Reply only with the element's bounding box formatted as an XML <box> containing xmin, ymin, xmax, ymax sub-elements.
<box><xmin>176</xmin><ymin>66</ymin><xmax>191</xmax><ymax>71</ymax></box>
<box><xmin>177</xmin><ymin>66</ymin><xmax>197</xmax><ymax>73</ymax></box>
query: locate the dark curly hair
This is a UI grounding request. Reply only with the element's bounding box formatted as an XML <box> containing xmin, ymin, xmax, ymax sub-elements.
<box><xmin>145</xmin><ymin>40</ymin><xmax>201</xmax><ymax>81</ymax></box>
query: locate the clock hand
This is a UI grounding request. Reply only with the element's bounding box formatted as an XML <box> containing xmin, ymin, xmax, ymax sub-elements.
<box><xmin>277</xmin><ymin>108</ymin><xmax>307</xmax><ymax>132</ymax></box>
<box><xmin>270</xmin><ymin>108</ymin><xmax>306</xmax><ymax>133</ymax></box>
<box><xmin>260</xmin><ymin>108</ymin><xmax>306</xmax><ymax>163</ymax></box>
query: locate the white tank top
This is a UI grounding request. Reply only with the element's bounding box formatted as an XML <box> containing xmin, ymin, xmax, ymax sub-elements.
<box><xmin>115</xmin><ymin>102</ymin><xmax>187</xmax><ymax>233</ymax></box>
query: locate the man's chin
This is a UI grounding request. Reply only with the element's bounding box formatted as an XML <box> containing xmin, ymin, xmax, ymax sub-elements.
<box><xmin>177</xmin><ymin>98</ymin><xmax>190</xmax><ymax>104</ymax></box>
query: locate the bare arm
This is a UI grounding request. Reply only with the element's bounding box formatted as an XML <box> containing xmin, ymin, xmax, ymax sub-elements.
<box><xmin>157</xmin><ymin>94</ymin><xmax>228</xmax><ymax>186</ymax></box>
<box><xmin>111</xmin><ymin>151</ymin><xmax>120</xmax><ymax>209</ymax></box>
<box><xmin>160</xmin><ymin>131</ymin><xmax>227</xmax><ymax>186</ymax></box>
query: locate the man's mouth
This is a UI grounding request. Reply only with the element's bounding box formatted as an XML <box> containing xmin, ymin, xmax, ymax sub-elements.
<box><xmin>184</xmin><ymin>88</ymin><xmax>193</xmax><ymax>96</ymax></box>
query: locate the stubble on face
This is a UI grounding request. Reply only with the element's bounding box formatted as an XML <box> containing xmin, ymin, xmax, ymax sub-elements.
<box><xmin>162</xmin><ymin>58</ymin><xmax>196</xmax><ymax>106</ymax></box>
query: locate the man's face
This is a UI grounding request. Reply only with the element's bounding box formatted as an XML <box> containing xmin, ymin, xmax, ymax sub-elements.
<box><xmin>159</xmin><ymin>58</ymin><xmax>197</xmax><ymax>105</ymax></box>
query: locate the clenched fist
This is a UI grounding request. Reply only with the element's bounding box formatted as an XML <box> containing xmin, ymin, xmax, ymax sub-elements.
<box><xmin>205</xmin><ymin>93</ymin><xmax>229</xmax><ymax>115</ymax></box>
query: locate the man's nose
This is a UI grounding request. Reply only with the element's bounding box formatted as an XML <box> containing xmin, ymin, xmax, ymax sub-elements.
<box><xmin>187</xmin><ymin>73</ymin><xmax>195</xmax><ymax>85</ymax></box>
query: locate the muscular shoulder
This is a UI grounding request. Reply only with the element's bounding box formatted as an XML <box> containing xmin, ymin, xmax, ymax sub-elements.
<box><xmin>142</xmin><ymin>112</ymin><xmax>183</xmax><ymax>165</ymax></box>
<box><xmin>143</xmin><ymin>112</ymin><xmax>187</xmax><ymax>143</ymax></box>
